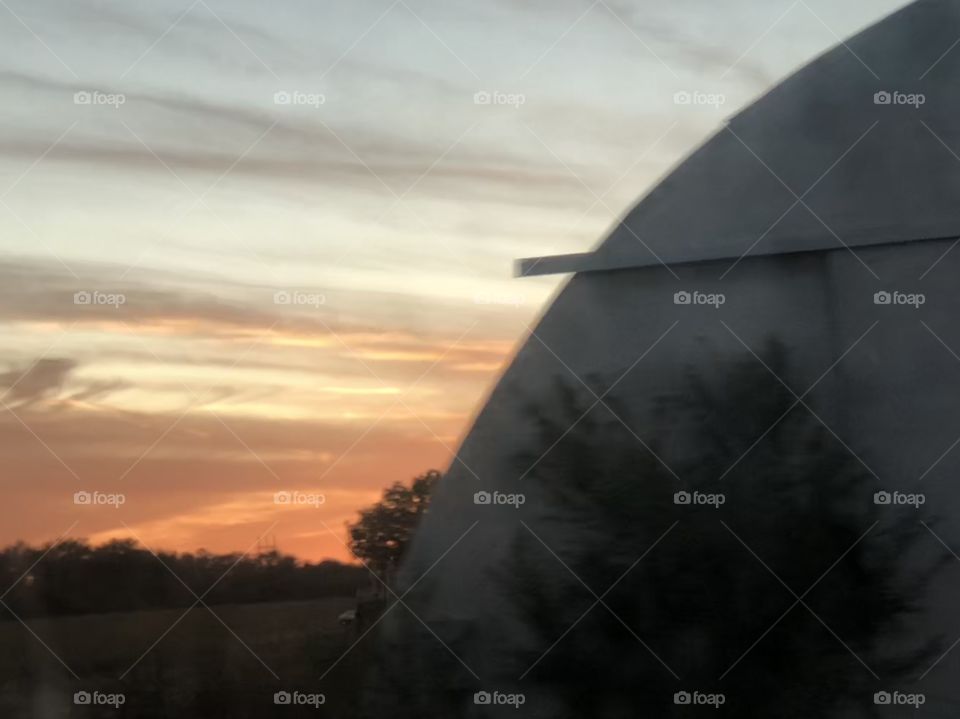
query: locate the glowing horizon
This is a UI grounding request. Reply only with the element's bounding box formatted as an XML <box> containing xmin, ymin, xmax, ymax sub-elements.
<box><xmin>0</xmin><ymin>0</ymin><xmax>906</xmax><ymax>562</ymax></box>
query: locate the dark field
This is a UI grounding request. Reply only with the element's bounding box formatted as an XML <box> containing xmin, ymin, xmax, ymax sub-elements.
<box><xmin>0</xmin><ymin>597</ymin><xmax>365</xmax><ymax>718</ymax></box>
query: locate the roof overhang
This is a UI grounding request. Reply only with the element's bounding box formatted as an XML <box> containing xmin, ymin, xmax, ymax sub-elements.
<box><xmin>515</xmin><ymin>226</ymin><xmax>960</xmax><ymax>277</ymax></box>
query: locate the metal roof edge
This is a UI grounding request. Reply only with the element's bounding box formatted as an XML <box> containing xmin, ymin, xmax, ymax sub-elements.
<box><xmin>515</xmin><ymin>225</ymin><xmax>960</xmax><ymax>277</ymax></box>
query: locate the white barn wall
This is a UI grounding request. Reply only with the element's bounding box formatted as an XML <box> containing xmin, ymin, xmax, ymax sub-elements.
<box><xmin>382</xmin><ymin>238</ymin><xmax>960</xmax><ymax>715</ymax></box>
<box><xmin>374</xmin><ymin>2</ymin><xmax>960</xmax><ymax>708</ymax></box>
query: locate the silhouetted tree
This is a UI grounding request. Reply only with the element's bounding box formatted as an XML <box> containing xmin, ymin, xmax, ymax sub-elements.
<box><xmin>502</xmin><ymin>341</ymin><xmax>944</xmax><ymax>717</ymax></box>
<box><xmin>347</xmin><ymin>469</ymin><xmax>440</xmax><ymax>580</ymax></box>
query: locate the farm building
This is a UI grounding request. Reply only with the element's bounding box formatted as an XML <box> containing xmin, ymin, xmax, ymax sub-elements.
<box><xmin>372</xmin><ymin>1</ymin><xmax>960</xmax><ymax>716</ymax></box>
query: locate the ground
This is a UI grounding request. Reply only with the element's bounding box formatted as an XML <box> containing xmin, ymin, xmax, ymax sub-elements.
<box><xmin>0</xmin><ymin>597</ymin><xmax>368</xmax><ymax>718</ymax></box>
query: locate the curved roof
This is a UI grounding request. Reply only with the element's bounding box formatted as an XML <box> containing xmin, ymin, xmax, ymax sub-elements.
<box><xmin>518</xmin><ymin>0</ymin><xmax>960</xmax><ymax>276</ymax></box>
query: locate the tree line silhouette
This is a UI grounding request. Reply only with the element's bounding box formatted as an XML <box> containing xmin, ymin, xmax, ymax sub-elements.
<box><xmin>0</xmin><ymin>538</ymin><xmax>367</xmax><ymax>619</ymax></box>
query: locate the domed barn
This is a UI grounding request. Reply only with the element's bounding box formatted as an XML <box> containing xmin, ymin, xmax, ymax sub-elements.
<box><xmin>372</xmin><ymin>1</ymin><xmax>960</xmax><ymax>715</ymax></box>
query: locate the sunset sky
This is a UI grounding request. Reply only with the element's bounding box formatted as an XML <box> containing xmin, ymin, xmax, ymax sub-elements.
<box><xmin>1</xmin><ymin>0</ymin><xmax>905</xmax><ymax>561</ymax></box>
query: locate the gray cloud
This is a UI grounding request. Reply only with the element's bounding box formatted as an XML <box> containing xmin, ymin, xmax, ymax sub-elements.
<box><xmin>0</xmin><ymin>69</ymin><xmax>604</xmax><ymax>208</ymax></box>
<box><xmin>0</xmin><ymin>358</ymin><xmax>78</xmax><ymax>405</ymax></box>
<box><xmin>0</xmin><ymin>256</ymin><xmax>467</xmax><ymax>335</ymax></box>
<box><xmin>63</xmin><ymin>379</ymin><xmax>129</xmax><ymax>404</ymax></box>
